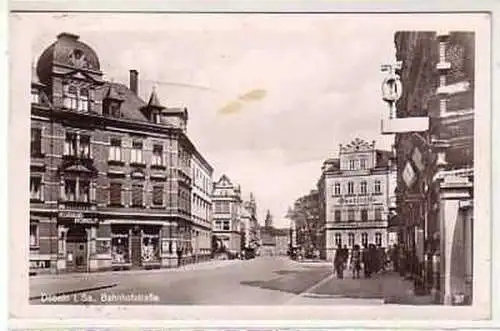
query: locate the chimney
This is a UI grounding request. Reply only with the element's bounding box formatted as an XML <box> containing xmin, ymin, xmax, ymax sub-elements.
<box><xmin>129</xmin><ymin>69</ymin><xmax>138</xmax><ymax>95</ymax></box>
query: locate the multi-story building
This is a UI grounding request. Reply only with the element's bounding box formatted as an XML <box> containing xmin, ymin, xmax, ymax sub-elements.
<box><xmin>389</xmin><ymin>31</ymin><xmax>474</xmax><ymax>304</ymax></box>
<box><xmin>211</xmin><ymin>174</ymin><xmax>242</xmax><ymax>255</ymax></box>
<box><xmin>190</xmin><ymin>151</ymin><xmax>213</xmax><ymax>263</ymax></box>
<box><xmin>240</xmin><ymin>193</ymin><xmax>259</xmax><ymax>252</ymax></box>
<box><xmin>320</xmin><ymin>138</ymin><xmax>396</xmax><ymax>261</ymax></box>
<box><xmin>29</xmin><ymin>32</ymin><xmax>212</xmax><ymax>274</ymax></box>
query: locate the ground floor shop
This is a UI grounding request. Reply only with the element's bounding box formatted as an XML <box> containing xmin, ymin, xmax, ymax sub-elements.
<box><xmin>212</xmin><ymin>231</ymin><xmax>241</xmax><ymax>256</ymax></box>
<box><xmin>29</xmin><ymin>210</ymin><xmax>212</xmax><ymax>274</ymax></box>
<box><xmin>325</xmin><ymin>227</ymin><xmax>389</xmax><ymax>262</ymax></box>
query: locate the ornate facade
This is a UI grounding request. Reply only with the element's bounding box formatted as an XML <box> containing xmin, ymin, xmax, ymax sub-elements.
<box><xmin>29</xmin><ymin>33</ymin><xmax>213</xmax><ymax>274</ymax></box>
<box><xmin>320</xmin><ymin>138</ymin><xmax>397</xmax><ymax>262</ymax></box>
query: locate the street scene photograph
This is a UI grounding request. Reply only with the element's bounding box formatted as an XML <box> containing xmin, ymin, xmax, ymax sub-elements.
<box><xmin>22</xmin><ymin>12</ymin><xmax>481</xmax><ymax>308</ymax></box>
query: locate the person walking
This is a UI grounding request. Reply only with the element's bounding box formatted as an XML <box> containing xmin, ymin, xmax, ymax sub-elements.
<box><xmin>350</xmin><ymin>244</ymin><xmax>362</xmax><ymax>279</ymax></box>
<box><xmin>333</xmin><ymin>244</ymin><xmax>345</xmax><ymax>279</ymax></box>
<box><xmin>361</xmin><ymin>244</ymin><xmax>371</xmax><ymax>278</ymax></box>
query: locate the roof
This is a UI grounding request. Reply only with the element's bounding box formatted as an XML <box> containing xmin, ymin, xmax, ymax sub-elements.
<box><xmin>146</xmin><ymin>89</ymin><xmax>165</xmax><ymax>109</ymax></box>
<box><xmin>104</xmin><ymin>85</ymin><xmax>124</xmax><ymax>101</ymax></box>
<box><xmin>97</xmin><ymin>82</ymin><xmax>149</xmax><ymax>122</ymax></box>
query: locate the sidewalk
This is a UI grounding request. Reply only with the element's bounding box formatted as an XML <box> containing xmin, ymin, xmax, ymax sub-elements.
<box><xmin>376</xmin><ymin>271</ymin><xmax>437</xmax><ymax>305</ymax></box>
<box><xmin>30</xmin><ymin>258</ymin><xmax>244</xmax><ymax>300</ymax></box>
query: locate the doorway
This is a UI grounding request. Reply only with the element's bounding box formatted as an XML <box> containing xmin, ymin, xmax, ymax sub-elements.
<box><xmin>130</xmin><ymin>229</ymin><xmax>142</xmax><ymax>268</ymax></box>
<box><xmin>66</xmin><ymin>225</ymin><xmax>88</xmax><ymax>272</ymax></box>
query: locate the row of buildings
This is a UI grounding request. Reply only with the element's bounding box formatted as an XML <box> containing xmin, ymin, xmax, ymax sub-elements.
<box><xmin>29</xmin><ymin>33</ymin><xmax>260</xmax><ymax>274</ymax></box>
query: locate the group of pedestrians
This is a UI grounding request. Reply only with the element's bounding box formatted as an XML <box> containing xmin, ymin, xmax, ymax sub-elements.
<box><xmin>333</xmin><ymin>243</ymin><xmax>389</xmax><ymax>279</ymax></box>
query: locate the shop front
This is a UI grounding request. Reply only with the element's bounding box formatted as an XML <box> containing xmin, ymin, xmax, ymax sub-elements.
<box><xmin>56</xmin><ymin>210</ymin><xmax>99</xmax><ymax>273</ymax></box>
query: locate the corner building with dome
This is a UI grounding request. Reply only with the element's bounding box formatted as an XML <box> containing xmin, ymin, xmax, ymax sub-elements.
<box><xmin>29</xmin><ymin>33</ymin><xmax>213</xmax><ymax>274</ymax></box>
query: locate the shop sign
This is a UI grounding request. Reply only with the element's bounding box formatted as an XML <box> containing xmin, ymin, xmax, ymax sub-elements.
<box><xmin>337</xmin><ymin>195</ymin><xmax>374</xmax><ymax>205</ymax></box>
<box><xmin>59</xmin><ymin>211</ymin><xmax>83</xmax><ymax>219</ymax></box>
<box><xmin>74</xmin><ymin>218</ymin><xmax>98</xmax><ymax>225</ymax></box>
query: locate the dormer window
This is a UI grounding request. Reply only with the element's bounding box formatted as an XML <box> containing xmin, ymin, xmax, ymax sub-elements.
<box><xmin>153</xmin><ymin>112</ymin><xmax>161</xmax><ymax>124</ymax></box>
<box><xmin>63</xmin><ymin>84</ymin><xmax>90</xmax><ymax>112</ymax></box>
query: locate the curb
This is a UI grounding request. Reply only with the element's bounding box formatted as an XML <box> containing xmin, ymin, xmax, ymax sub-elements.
<box><xmin>29</xmin><ymin>284</ymin><xmax>117</xmax><ymax>301</ymax></box>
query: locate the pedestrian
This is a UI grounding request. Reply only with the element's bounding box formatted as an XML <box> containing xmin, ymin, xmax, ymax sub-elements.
<box><xmin>342</xmin><ymin>245</ymin><xmax>349</xmax><ymax>269</ymax></box>
<box><xmin>361</xmin><ymin>244</ymin><xmax>371</xmax><ymax>278</ymax></box>
<box><xmin>350</xmin><ymin>244</ymin><xmax>362</xmax><ymax>279</ymax></box>
<box><xmin>333</xmin><ymin>244</ymin><xmax>345</xmax><ymax>279</ymax></box>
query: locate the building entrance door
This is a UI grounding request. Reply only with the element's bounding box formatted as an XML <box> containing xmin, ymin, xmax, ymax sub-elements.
<box><xmin>66</xmin><ymin>225</ymin><xmax>88</xmax><ymax>272</ymax></box>
<box><xmin>130</xmin><ymin>229</ymin><xmax>142</xmax><ymax>268</ymax></box>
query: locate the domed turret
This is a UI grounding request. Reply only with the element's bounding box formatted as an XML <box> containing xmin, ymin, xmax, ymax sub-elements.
<box><xmin>36</xmin><ymin>32</ymin><xmax>102</xmax><ymax>85</ymax></box>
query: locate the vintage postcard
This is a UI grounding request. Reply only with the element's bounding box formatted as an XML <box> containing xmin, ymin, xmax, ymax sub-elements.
<box><xmin>8</xmin><ymin>7</ymin><xmax>492</xmax><ymax>326</ymax></box>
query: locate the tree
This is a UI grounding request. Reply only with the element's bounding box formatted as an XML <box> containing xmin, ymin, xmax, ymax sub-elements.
<box><xmin>289</xmin><ymin>191</ymin><xmax>320</xmax><ymax>255</ymax></box>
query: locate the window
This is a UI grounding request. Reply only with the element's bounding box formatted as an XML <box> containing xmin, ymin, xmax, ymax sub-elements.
<box><xmin>31</xmin><ymin>128</ymin><xmax>42</xmax><ymax>156</ymax></box>
<box><xmin>79</xmin><ymin>135</ymin><xmax>90</xmax><ymax>158</ymax></box>
<box><xmin>109</xmin><ymin>182</ymin><xmax>122</xmax><ymax>205</ymax></box>
<box><xmin>109</xmin><ymin>139</ymin><xmax>122</xmax><ymax>162</ymax></box>
<box><xmin>334</xmin><ymin>233</ymin><xmax>342</xmax><ymax>247</ymax></box>
<box><xmin>360</xmin><ymin>181</ymin><xmax>367</xmax><ymax>195</ymax></box>
<box><xmin>152</xmin><ymin>144</ymin><xmax>163</xmax><ymax>166</ymax></box>
<box><xmin>375</xmin><ymin>232</ymin><xmax>382</xmax><ymax>246</ymax></box>
<box><xmin>334</xmin><ymin>210</ymin><xmax>341</xmax><ymax>222</ymax></box>
<box><xmin>32</xmin><ymin>89</ymin><xmax>40</xmax><ymax>104</ymax></box>
<box><xmin>223</xmin><ymin>221</ymin><xmax>230</xmax><ymax>231</ymax></box>
<box><xmin>374</xmin><ymin>180</ymin><xmax>381</xmax><ymax>194</ymax></box>
<box><xmin>63</xmin><ymin>85</ymin><xmax>78</xmax><ymax>110</ymax></box>
<box><xmin>361</xmin><ymin>209</ymin><xmax>368</xmax><ymax>222</ymax></box>
<box><xmin>132</xmin><ymin>184</ymin><xmax>143</xmax><ymax>207</ymax></box>
<box><xmin>78</xmin><ymin>180</ymin><xmax>90</xmax><ymax>202</ymax></box>
<box><xmin>214</xmin><ymin>202</ymin><xmax>230</xmax><ymax>213</ymax></box>
<box><xmin>348</xmin><ymin>233</ymin><xmax>355</xmax><ymax>247</ymax></box>
<box><xmin>152</xmin><ymin>185</ymin><xmax>163</xmax><ymax>206</ymax></box>
<box><xmin>374</xmin><ymin>208</ymin><xmax>383</xmax><ymax>221</ymax></box>
<box><xmin>349</xmin><ymin>160</ymin><xmax>355</xmax><ymax>170</ymax></box>
<box><xmin>360</xmin><ymin>159</ymin><xmax>366</xmax><ymax>170</ymax></box>
<box><xmin>347</xmin><ymin>182</ymin><xmax>354</xmax><ymax>195</ymax></box>
<box><xmin>439</xmin><ymin>75</ymin><xmax>446</xmax><ymax>87</ymax></box>
<box><xmin>215</xmin><ymin>221</ymin><xmax>222</xmax><ymax>231</ymax></box>
<box><xmin>131</xmin><ymin>141</ymin><xmax>144</xmax><ymax>164</ymax></box>
<box><xmin>79</xmin><ymin>88</ymin><xmax>89</xmax><ymax>112</ymax></box>
<box><xmin>64</xmin><ymin>179</ymin><xmax>77</xmax><ymax>201</ymax></box>
<box><xmin>439</xmin><ymin>41</ymin><xmax>446</xmax><ymax>62</ymax></box>
<box><xmin>64</xmin><ymin>133</ymin><xmax>77</xmax><ymax>156</ymax></box>
<box><xmin>30</xmin><ymin>223</ymin><xmax>39</xmax><ymax>248</ymax></box>
<box><xmin>348</xmin><ymin>209</ymin><xmax>355</xmax><ymax>222</ymax></box>
<box><xmin>334</xmin><ymin>182</ymin><xmax>341</xmax><ymax>195</ymax></box>
<box><xmin>30</xmin><ymin>177</ymin><xmax>42</xmax><ymax>201</ymax></box>
<box><xmin>361</xmin><ymin>232</ymin><xmax>368</xmax><ymax>247</ymax></box>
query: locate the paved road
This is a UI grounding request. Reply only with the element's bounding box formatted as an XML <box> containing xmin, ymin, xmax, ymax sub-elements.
<box><xmin>30</xmin><ymin>257</ymin><xmax>414</xmax><ymax>305</ymax></box>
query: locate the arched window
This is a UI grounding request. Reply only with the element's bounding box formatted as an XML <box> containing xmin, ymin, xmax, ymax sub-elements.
<box><xmin>79</xmin><ymin>88</ymin><xmax>89</xmax><ymax>112</ymax></box>
<box><xmin>334</xmin><ymin>182</ymin><xmax>341</xmax><ymax>196</ymax></box>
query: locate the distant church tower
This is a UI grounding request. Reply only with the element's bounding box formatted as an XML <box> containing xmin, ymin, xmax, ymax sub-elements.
<box><xmin>264</xmin><ymin>209</ymin><xmax>273</xmax><ymax>228</ymax></box>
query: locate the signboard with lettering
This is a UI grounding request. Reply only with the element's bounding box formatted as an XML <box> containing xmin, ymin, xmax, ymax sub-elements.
<box><xmin>337</xmin><ymin>195</ymin><xmax>375</xmax><ymax>206</ymax></box>
<box><xmin>74</xmin><ymin>218</ymin><xmax>98</xmax><ymax>225</ymax></box>
<box><xmin>59</xmin><ymin>211</ymin><xmax>83</xmax><ymax>219</ymax></box>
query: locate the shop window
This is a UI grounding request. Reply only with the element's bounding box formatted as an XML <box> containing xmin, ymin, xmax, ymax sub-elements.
<box><xmin>132</xmin><ymin>184</ymin><xmax>143</xmax><ymax>207</ymax></box>
<box><xmin>109</xmin><ymin>182</ymin><xmax>122</xmax><ymax>206</ymax></box>
<box><xmin>30</xmin><ymin>222</ymin><xmax>39</xmax><ymax>248</ymax></box>
<box><xmin>361</xmin><ymin>232</ymin><xmax>368</xmax><ymax>247</ymax></box>
<box><xmin>374</xmin><ymin>180</ymin><xmax>381</xmax><ymax>194</ymax></box>
<box><xmin>348</xmin><ymin>233</ymin><xmax>355</xmax><ymax>247</ymax></box>
<box><xmin>361</xmin><ymin>209</ymin><xmax>368</xmax><ymax>222</ymax></box>
<box><xmin>109</xmin><ymin>139</ymin><xmax>122</xmax><ymax>162</ymax></box>
<box><xmin>334</xmin><ymin>210</ymin><xmax>341</xmax><ymax>222</ymax></box>
<box><xmin>360</xmin><ymin>181</ymin><xmax>367</xmax><ymax>195</ymax></box>
<box><xmin>152</xmin><ymin>185</ymin><xmax>163</xmax><ymax>206</ymax></box>
<box><xmin>152</xmin><ymin>144</ymin><xmax>163</xmax><ymax>166</ymax></box>
<box><xmin>30</xmin><ymin>176</ymin><xmax>42</xmax><ymax>201</ymax></box>
<box><xmin>131</xmin><ymin>141</ymin><xmax>144</xmax><ymax>164</ymax></box>
<box><xmin>334</xmin><ymin>233</ymin><xmax>342</xmax><ymax>247</ymax></box>
<box><xmin>375</xmin><ymin>232</ymin><xmax>382</xmax><ymax>246</ymax></box>
<box><xmin>111</xmin><ymin>230</ymin><xmax>130</xmax><ymax>264</ymax></box>
<box><xmin>31</xmin><ymin>128</ymin><xmax>42</xmax><ymax>156</ymax></box>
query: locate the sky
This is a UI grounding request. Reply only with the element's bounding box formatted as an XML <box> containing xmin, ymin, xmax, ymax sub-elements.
<box><xmin>23</xmin><ymin>13</ymin><xmax>477</xmax><ymax>228</ymax></box>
